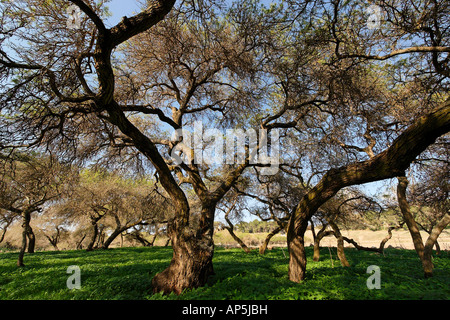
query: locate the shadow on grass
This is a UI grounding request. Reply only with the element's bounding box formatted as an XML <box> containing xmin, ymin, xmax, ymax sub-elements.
<box><xmin>0</xmin><ymin>247</ymin><xmax>173</xmax><ymax>300</ymax></box>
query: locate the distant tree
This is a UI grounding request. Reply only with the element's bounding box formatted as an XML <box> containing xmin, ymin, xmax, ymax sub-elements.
<box><xmin>0</xmin><ymin>209</ymin><xmax>18</xmax><ymax>244</ymax></box>
<box><xmin>0</xmin><ymin>153</ymin><xmax>74</xmax><ymax>265</ymax></box>
<box><xmin>280</xmin><ymin>0</ymin><xmax>450</xmax><ymax>283</ymax></box>
<box><xmin>53</xmin><ymin>169</ymin><xmax>173</xmax><ymax>250</ymax></box>
<box><xmin>34</xmin><ymin>207</ymin><xmax>71</xmax><ymax>250</ymax></box>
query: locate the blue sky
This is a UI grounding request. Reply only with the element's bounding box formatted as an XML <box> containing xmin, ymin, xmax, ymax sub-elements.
<box><xmin>98</xmin><ymin>0</ymin><xmax>393</xmax><ymax>223</ymax></box>
<box><xmin>103</xmin><ymin>0</ymin><xmax>143</xmax><ymax>27</ymax></box>
<box><xmin>102</xmin><ymin>0</ymin><xmax>278</xmax><ymax>27</ymax></box>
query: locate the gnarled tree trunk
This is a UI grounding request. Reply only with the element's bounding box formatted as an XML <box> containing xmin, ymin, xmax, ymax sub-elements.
<box><xmin>397</xmin><ymin>176</ymin><xmax>450</xmax><ymax>278</ymax></box>
<box><xmin>151</xmin><ymin>203</ymin><xmax>216</xmax><ymax>295</ymax></box>
<box><xmin>27</xmin><ymin>226</ymin><xmax>35</xmax><ymax>253</ymax></box>
<box><xmin>287</xmin><ymin>102</ymin><xmax>450</xmax><ymax>283</ymax></box>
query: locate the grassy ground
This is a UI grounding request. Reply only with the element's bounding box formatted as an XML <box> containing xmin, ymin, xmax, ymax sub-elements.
<box><xmin>0</xmin><ymin>246</ymin><xmax>448</xmax><ymax>300</ymax></box>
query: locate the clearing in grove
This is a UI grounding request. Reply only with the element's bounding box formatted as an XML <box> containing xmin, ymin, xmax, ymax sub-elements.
<box><xmin>0</xmin><ymin>246</ymin><xmax>448</xmax><ymax>300</ymax></box>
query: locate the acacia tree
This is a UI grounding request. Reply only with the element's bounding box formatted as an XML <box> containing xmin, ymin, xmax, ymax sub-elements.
<box><xmin>0</xmin><ymin>209</ymin><xmax>18</xmax><ymax>244</ymax></box>
<box><xmin>310</xmin><ymin>188</ymin><xmax>402</xmax><ymax>263</ymax></box>
<box><xmin>1</xmin><ymin>0</ymin><xmax>449</xmax><ymax>292</ymax></box>
<box><xmin>101</xmin><ymin>181</ymin><xmax>174</xmax><ymax>249</ymax></box>
<box><xmin>396</xmin><ymin>166</ymin><xmax>449</xmax><ymax>277</ymax></box>
<box><xmin>277</xmin><ymin>0</ymin><xmax>450</xmax><ymax>282</ymax></box>
<box><xmin>0</xmin><ymin>0</ymin><xmax>284</xmax><ymax>293</ymax></box>
<box><xmin>410</xmin><ymin>160</ymin><xmax>449</xmax><ymax>254</ymax></box>
<box><xmin>33</xmin><ymin>206</ymin><xmax>72</xmax><ymax>250</ymax></box>
<box><xmin>0</xmin><ymin>153</ymin><xmax>74</xmax><ymax>265</ymax></box>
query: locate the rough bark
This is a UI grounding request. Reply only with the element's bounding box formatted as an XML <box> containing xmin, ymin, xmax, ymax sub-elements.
<box><xmin>287</xmin><ymin>101</ymin><xmax>450</xmax><ymax>282</ymax></box>
<box><xmin>287</xmin><ymin>226</ymin><xmax>307</xmax><ymax>283</ymax></box>
<box><xmin>151</xmin><ymin>204</ymin><xmax>216</xmax><ymax>295</ymax></box>
<box><xmin>26</xmin><ymin>226</ymin><xmax>35</xmax><ymax>253</ymax></box>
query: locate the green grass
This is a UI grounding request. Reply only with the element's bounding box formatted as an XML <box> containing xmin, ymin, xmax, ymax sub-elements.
<box><xmin>0</xmin><ymin>246</ymin><xmax>448</xmax><ymax>300</ymax></box>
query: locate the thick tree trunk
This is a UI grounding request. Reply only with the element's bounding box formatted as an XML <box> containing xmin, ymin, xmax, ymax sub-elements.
<box><xmin>151</xmin><ymin>204</ymin><xmax>216</xmax><ymax>295</ymax></box>
<box><xmin>86</xmin><ymin>221</ymin><xmax>98</xmax><ymax>252</ymax></box>
<box><xmin>287</xmin><ymin>214</ymin><xmax>309</xmax><ymax>282</ymax></box>
<box><xmin>287</xmin><ymin>102</ymin><xmax>450</xmax><ymax>283</ymax></box>
<box><xmin>27</xmin><ymin>226</ymin><xmax>35</xmax><ymax>253</ymax></box>
<box><xmin>287</xmin><ymin>234</ymin><xmax>307</xmax><ymax>283</ymax></box>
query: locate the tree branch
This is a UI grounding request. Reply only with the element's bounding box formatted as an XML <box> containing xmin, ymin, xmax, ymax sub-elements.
<box><xmin>109</xmin><ymin>0</ymin><xmax>176</xmax><ymax>48</ymax></box>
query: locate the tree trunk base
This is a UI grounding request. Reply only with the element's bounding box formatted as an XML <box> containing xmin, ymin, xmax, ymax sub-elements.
<box><xmin>288</xmin><ymin>236</ymin><xmax>307</xmax><ymax>283</ymax></box>
<box><xmin>151</xmin><ymin>234</ymin><xmax>214</xmax><ymax>295</ymax></box>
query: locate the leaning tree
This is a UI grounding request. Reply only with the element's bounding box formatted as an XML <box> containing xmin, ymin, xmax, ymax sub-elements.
<box><xmin>0</xmin><ymin>152</ymin><xmax>74</xmax><ymax>265</ymax></box>
<box><xmin>278</xmin><ymin>0</ymin><xmax>450</xmax><ymax>282</ymax></box>
<box><xmin>0</xmin><ymin>0</ymin><xmax>282</xmax><ymax>293</ymax></box>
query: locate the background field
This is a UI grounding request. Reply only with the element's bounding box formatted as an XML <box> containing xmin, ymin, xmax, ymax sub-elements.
<box><xmin>213</xmin><ymin>229</ymin><xmax>450</xmax><ymax>251</ymax></box>
<box><xmin>0</xmin><ymin>245</ymin><xmax>448</xmax><ymax>300</ymax></box>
